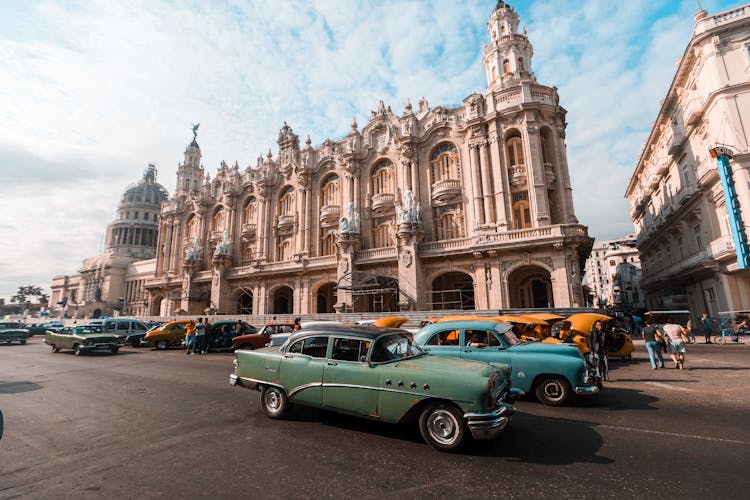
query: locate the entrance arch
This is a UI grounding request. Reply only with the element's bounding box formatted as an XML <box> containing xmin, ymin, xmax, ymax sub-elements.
<box><xmin>237</xmin><ymin>290</ymin><xmax>253</xmax><ymax>314</ymax></box>
<box><xmin>272</xmin><ymin>286</ymin><xmax>294</xmax><ymax>315</ymax></box>
<box><xmin>507</xmin><ymin>265</ymin><xmax>553</xmax><ymax>308</ymax></box>
<box><xmin>337</xmin><ymin>272</ymin><xmax>400</xmax><ymax>313</ymax></box>
<box><xmin>316</xmin><ymin>282</ymin><xmax>337</xmax><ymax>313</ymax></box>
<box><xmin>430</xmin><ymin>272</ymin><xmax>475</xmax><ymax>310</ymax></box>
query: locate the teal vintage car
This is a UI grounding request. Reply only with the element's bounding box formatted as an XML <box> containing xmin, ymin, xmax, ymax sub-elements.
<box><xmin>45</xmin><ymin>325</ymin><xmax>120</xmax><ymax>355</ymax></box>
<box><xmin>413</xmin><ymin>320</ymin><xmax>599</xmax><ymax>406</ymax></box>
<box><xmin>231</xmin><ymin>326</ymin><xmax>522</xmax><ymax>452</ymax></box>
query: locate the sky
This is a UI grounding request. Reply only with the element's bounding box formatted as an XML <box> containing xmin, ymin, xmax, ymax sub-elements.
<box><xmin>0</xmin><ymin>0</ymin><xmax>741</xmax><ymax>301</ymax></box>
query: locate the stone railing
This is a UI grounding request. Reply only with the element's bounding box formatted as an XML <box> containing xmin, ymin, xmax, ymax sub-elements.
<box><xmin>241</xmin><ymin>223</ymin><xmax>256</xmax><ymax>236</ymax></box>
<box><xmin>371</xmin><ymin>192</ymin><xmax>395</xmax><ymax>212</ymax></box>
<box><xmin>431</xmin><ymin>178</ymin><xmax>462</xmax><ymax>200</ymax></box>
<box><xmin>420</xmin><ymin>237</ymin><xmax>473</xmax><ymax>253</ymax></box>
<box><xmin>706</xmin><ymin>235</ymin><xmax>735</xmax><ymax>260</ymax></box>
<box><xmin>305</xmin><ymin>255</ymin><xmax>337</xmax><ymax>267</ymax></box>
<box><xmin>355</xmin><ymin>247</ymin><xmax>397</xmax><ymax>261</ymax></box>
<box><xmin>712</xmin><ymin>5</ymin><xmax>747</xmax><ymax>24</ymax></box>
<box><xmin>319</xmin><ymin>204</ymin><xmax>341</xmax><ymax>223</ymax></box>
<box><xmin>509</xmin><ymin>165</ymin><xmax>527</xmax><ymax>187</ymax></box>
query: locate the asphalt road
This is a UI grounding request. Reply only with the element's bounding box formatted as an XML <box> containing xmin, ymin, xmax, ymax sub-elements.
<box><xmin>1</xmin><ymin>338</ymin><xmax>749</xmax><ymax>499</ymax></box>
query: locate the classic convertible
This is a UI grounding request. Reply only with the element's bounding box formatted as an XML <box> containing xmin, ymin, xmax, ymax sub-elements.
<box><xmin>413</xmin><ymin>320</ymin><xmax>600</xmax><ymax>405</ymax></box>
<box><xmin>45</xmin><ymin>325</ymin><xmax>120</xmax><ymax>355</ymax></box>
<box><xmin>231</xmin><ymin>326</ymin><xmax>522</xmax><ymax>452</ymax></box>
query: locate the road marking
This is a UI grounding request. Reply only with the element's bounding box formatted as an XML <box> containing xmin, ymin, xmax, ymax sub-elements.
<box><xmin>597</xmin><ymin>424</ymin><xmax>749</xmax><ymax>446</ymax></box>
<box><xmin>645</xmin><ymin>381</ymin><xmax>694</xmax><ymax>391</ymax></box>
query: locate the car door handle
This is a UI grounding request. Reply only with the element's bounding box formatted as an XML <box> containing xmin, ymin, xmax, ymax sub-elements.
<box><xmin>283</xmin><ymin>353</ymin><xmax>293</xmax><ymax>358</ymax></box>
<box><xmin>326</xmin><ymin>361</ymin><xmax>337</xmax><ymax>366</ymax></box>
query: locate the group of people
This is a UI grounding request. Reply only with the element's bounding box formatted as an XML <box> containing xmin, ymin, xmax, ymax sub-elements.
<box><xmin>642</xmin><ymin>318</ymin><xmax>690</xmax><ymax>370</ymax></box>
<box><xmin>185</xmin><ymin>318</ymin><xmax>208</xmax><ymax>355</ymax></box>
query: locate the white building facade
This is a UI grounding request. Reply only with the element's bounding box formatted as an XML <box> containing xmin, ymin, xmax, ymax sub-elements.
<box><xmin>625</xmin><ymin>4</ymin><xmax>750</xmax><ymax>315</ymax></box>
<box><xmin>583</xmin><ymin>234</ymin><xmax>643</xmax><ymax>311</ymax></box>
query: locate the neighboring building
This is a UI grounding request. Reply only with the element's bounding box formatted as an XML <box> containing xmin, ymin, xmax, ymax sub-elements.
<box><xmin>583</xmin><ymin>234</ymin><xmax>643</xmax><ymax>311</ymax></box>
<box><xmin>48</xmin><ymin>165</ymin><xmax>168</xmax><ymax>318</ymax></box>
<box><xmin>625</xmin><ymin>4</ymin><xmax>750</xmax><ymax>315</ymax></box>
<box><xmin>145</xmin><ymin>1</ymin><xmax>592</xmax><ymax>316</ymax></box>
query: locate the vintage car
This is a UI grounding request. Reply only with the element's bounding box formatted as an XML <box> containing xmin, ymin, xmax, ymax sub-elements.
<box><xmin>0</xmin><ymin>322</ymin><xmax>29</xmax><ymax>345</ymax></box>
<box><xmin>413</xmin><ymin>320</ymin><xmax>599</xmax><ymax>406</ymax></box>
<box><xmin>231</xmin><ymin>326</ymin><xmax>521</xmax><ymax>451</ymax></box>
<box><xmin>205</xmin><ymin>320</ymin><xmax>257</xmax><ymax>351</ymax></box>
<box><xmin>141</xmin><ymin>319</ymin><xmax>191</xmax><ymax>350</ymax></box>
<box><xmin>45</xmin><ymin>325</ymin><xmax>120</xmax><ymax>355</ymax></box>
<box><xmin>231</xmin><ymin>322</ymin><xmax>289</xmax><ymax>350</ymax></box>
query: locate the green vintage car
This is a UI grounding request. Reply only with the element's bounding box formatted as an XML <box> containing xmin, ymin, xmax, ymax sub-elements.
<box><xmin>231</xmin><ymin>326</ymin><xmax>522</xmax><ymax>451</ymax></box>
<box><xmin>45</xmin><ymin>325</ymin><xmax>120</xmax><ymax>355</ymax></box>
<box><xmin>0</xmin><ymin>322</ymin><xmax>29</xmax><ymax>345</ymax></box>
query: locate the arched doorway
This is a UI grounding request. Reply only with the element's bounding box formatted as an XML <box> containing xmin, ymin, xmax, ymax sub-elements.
<box><xmin>92</xmin><ymin>308</ymin><xmax>102</xmax><ymax>319</ymax></box>
<box><xmin>337</xmin><ymin>272</ymin><xmax>400</xmax><ymax>312</ymax></box>
<box><xmin>430</xmin><ymin>272</ymin><xmax>475</xmax><ymax>310</ymax></box>
<box><xmin>507</xmin><ymin>266</ymin><xmax>553</xmax><ymax>308</ymax></box>
<box><xmin>237</xmin><ymin>290</ymin><xmax>253</xmax><ymax>314</ymax></box>
<box><xmin>316</xmin><ymin>282</ymin><xmax>337</xmax><ymax>313</ymax></box>
<box><xmin>272</xmin><ymin>286</ymin><xmax>294</xmax><ymax>315</ymax></box>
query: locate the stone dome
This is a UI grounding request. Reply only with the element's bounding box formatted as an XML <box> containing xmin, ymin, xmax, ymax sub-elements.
<box><xmin>118</xmin><ymin>164</ymin><xmax>169</xmax><ymax>211</ymax></box>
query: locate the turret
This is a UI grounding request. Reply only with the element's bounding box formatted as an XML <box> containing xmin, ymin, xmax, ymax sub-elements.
<box><xmin>175</xmin><ymin>123</ymin><xmax>205</xmax><ymax>195</ymax></box>
<box><xmin>483</xmin><ymin>1</ymin><xmax>535</xmax><ymax>91</ymax></box>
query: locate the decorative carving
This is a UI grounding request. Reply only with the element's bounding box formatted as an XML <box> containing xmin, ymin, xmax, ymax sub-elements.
<box><xmin>184</xmin><ymin>236</ymin><xmax>202</xmax><ymax>262</ymax></box>
<box><xmin>400</xmin><ymin>250</ymin><xmax>413</xmax><ymax>268</ymax></box>
<box><xmin>339</xmin><ymin>202</ymin><xmax>361</xmax><ymax>234</ymax></box>
<box><xmin>213</xmin><ymin>229</ymin><xmax>232</xmax><ymax>257</ymax></box>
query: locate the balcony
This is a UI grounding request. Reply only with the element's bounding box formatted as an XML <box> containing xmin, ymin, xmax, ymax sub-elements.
<box><xmin>371</xmin><ymin>192</ymin><xmax>395</xmax><ymax>213</ymax></box>
<box><xmin>241</xmin><ymin>223</ymin><xmax>256</xmax><ymax>237</ymax></box>
<box><xmin>276</xmin><ymin>214</ymin><xmax>295</xmax><ymax>232</ymax></box>
<box><xmin>319</xmin><ymin>204</ymin><xmax>341</xmax><ymax>224</ymax></box>
<box><xmin>707</xmin><ymin>235</ymin><xmax>735</xmax><ymax>261</ymax></box>
<box><xmin>210</xmin><ymin>230</ymin><xmax>224</xmax><ymax>242</ymax></box>
<box><xmin>544</xmin><ymin>163</ymin><xmax>556</xmax><ymax>184</ymax></box>
<box><xmin>668</xmin><ymin>131</ymin><xmax>686</xmax><ymax>157</ymax></box>
<box><xmin>431</xmin><ymin>179</ymin><xmax>462</xmax><ymax>202</ymax></box>
<box><xmin>509</xmin><ymin>165</ymin><xmax>527</xmax><ymax>188</ymax></box>
<box><xmin>355</xmin><ymin>247</ymin><xmax>397</xmax><ymax>262</ymax></box>
<box><xmin>684</xmin><ymin>96</ymin><xmax>704</xmax><ymax>126</ymax></box>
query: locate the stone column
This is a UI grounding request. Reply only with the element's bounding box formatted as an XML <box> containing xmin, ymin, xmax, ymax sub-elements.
<box><xmin>305</xmin><ymin>184</ymin><xmax>313</xmax><ymax>254</ymax></box>
<box><xmin>553</xmin><ymin>126</ymin><xmax>577</xmax><ymax>223</ymax></box>
<box><xmin>163</xmin><ymin>219</ymin><xmax>174</xmax><ymax>273</ymax></box>
<box><xmin>396</xmin><ymin>225</ymin><xmax>424</xmax><ymax>310</ymax></box>
<box><xmin>256</xmin><ymin>197</ymin><xmax>267</xmax><ymax>259</ymax></box>
<box><xmin>210</xmin><ymin>256</ymin><xmax>232</xmax><ymax>314</ymax></box>
<box><xmin>469</xmin><ymin>143</ymin><xmax>485</xmax><ymax>226</ymax></box>
<box><xmin>479</xmin><ymin>141</ymin><xmax>496</xmax><ymax>224</ymax></box>
<box><xmin>297</xmin><ymin>187</ymin><xmax>307</xmax><ymax>255</ymax></box>
<box><xmin>488</xmin><ymin>136</ymin><xmax>509</xmax><ymax>229</ymax></box>
<box><xmin>523</xmin><ymin>124</ymin><xmax>551</xmax><ymax>225</ymax></box>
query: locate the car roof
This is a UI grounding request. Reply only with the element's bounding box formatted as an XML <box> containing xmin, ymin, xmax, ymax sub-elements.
<box><xmin>645</xmin><ymin>310</ymin><xmax>690</xmax><ymax>314</ymax></box>
<box><xmin>285</xmin><ymin>325</ymin><xmax>407</xmax><ymax>342</ymax></box>
<box><xmin>420</xmin><ymin>320</ymin><xmax>514</xmax><ymax>332</ymax></box>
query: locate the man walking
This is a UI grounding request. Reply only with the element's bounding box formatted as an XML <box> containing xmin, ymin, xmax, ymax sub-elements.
<box><xmin>701</xmin><ymin>313</ymin><xmax>713</xmax><ymax>344</ymax></box>
<box><xmin>193</xmin><ymin>317</ymin><xmax>206</xmax><ymax>354</ymax></box>
<box><xmin>642</xmin><ymin>319</ymin><xmax>665</xmax><ymax>369</ymax></box>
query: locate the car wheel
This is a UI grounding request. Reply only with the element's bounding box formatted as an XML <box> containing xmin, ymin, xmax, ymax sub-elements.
<box><xmin>260</xmin><ymin>386</ymin><xmax>288</xmax><ymax>419</ymax></box>
<box><xmin>239</xmin><ymin>343</ymin><xmax>253</xmax><ymax>350</ymax></box>
<box><xmin>74</xmin><ymin>344</ymin><xmax>83</xmax><ymax>356</ymax></box>
<box><xmin>131</xmin><ymin>339</ymin><xmax>140</xmax><ymax>348</ymax></box>
<box><xmin>418</xmin><ymin>402</ymin><xmax>468</xmax><ymax>452</ymax></box>
<box><xmin>21</xmin><ymin>339</ymin><xmax>27</xmax><ymax>345</ymax></box>
<box><xmin>110</xmin><ymin>346</ymin><xmax>119</xmax><ymax>354</ymax></box>
<box><xmin>156</xmin><ymin>340</ymin><xmax>169</xmax><ymax>350</ymax></box>
<box><xmin>622</xmin><ymin>354</ymin><xmax>632</xmax><ymax>361</ymax></box>
<box><xmin>51</xmin><ymin>344</ymin><xmax>60</xmax><ymax>353</ymax></box>
<box><xmin>535</xmin><ymin>377</ymin><xmax>571</xmax><ymax>406</ymax></box>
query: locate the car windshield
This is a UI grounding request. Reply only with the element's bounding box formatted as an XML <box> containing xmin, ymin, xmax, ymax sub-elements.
<box><xmin>496</xmin><ymin>327</ymin><xmax>521</xmax><ymax>346</ymax></box>
<box><xmin>370</xmin><ymin>333</ymin><xmax>424</xmax><ymax>363</ymax></box>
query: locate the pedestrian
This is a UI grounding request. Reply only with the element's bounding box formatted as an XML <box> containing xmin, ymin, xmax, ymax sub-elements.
<box><xmin>641</xmin><ymin>319</ymin><xmax>665</xmax><ymax>369</ymax></box>
<box><xmin>203</xmin><ymin>320</ymin><xmax>213</xmax><ymax>354</ymax></box>
<box><xmin>663</xmin><ymin>317</ymin><xmax>689</xmax><ymax>369</ymax></box>
<box><xmin>588</xmin><ymin>321</ymin><xmax>609</xmax><ymax>381</ymax></box>
<box><xmin>293</xmin><ymin>317</ymin><xmax>301</xmax><ymax>331</ymax></box>
<box><xmin>701</xmin><ymin>313</ymin><xmax>713</xmax><ymax>343</ymax></box>
<box><xmin>193</xmin><ymin>317</ymin><xmax>206</xmax><ymax>354</ymax></box>
<box><xmin>733</xmin><ymin>317</ymin><xmax>748</xmax><ymax>343</ymax></box>
<box><xmin>632</xmin><ymin>314</ymin><xmax>642</xmax><ymax>338</ymax></box>
<box><xmin>185</xmin><ymin>320</ymin><xmax>196</xmax><ymax>354</ymax></box>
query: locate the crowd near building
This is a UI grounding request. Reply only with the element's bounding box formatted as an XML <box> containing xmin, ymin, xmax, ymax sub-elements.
<box><xmin>48</xmin><ymin>1</ymin><xmax>593</xmax><ymax>318</ymax></box>
<box><xmin>582</xmin><ymin>234</ymin><xmax>644</xmax><ymax>311</ymax></box>
<box><xmin>625</xmin><ymin>3</ymin><xmax>750</xmax><ymax>316</ymax></box>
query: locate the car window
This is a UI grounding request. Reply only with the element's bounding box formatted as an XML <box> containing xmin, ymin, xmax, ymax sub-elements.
<box><xmin>277</xmin><ymin>326</ymin><xmax>294</xmax><ymax>334</ymax></box>
<box><xmin>494</xmin><ymin>326</ymin><xmax>521</xmax><ymax>346</ymax></box>
<box><xmin>371</xmin><ymin>333</ymin><xmax>423</xmax><ymax>363</ymax></box>
<box><xmin>331</xmin><ymin>338</ymin><xmax>370</xmax><ymax>362</ymax></box>
<box><xmin>133</xmin><ymin>322</ymin><xmax>147</xmax><ymax>331</ymax></box>
<box><xmin>117</xmin><ymin>322</ymin><xmax>129</xmax><ymax>330</ymax></box>
<box><xmin>288</xmin><ymin>340</ymin><xmax>303</xmax><ymax>353</ymax></box>
<box><xmin>426</xmin><ymin>330</ymin><xmax>460</xmax><ymax>346</ymax></box>
<box><xmin>465</xmin><ymin>330</ymin><xmax>492</xmax><ymax>347</ymax></box>
<box><xmin>104</xmin><ymin>321</ymin><xmax>115</xmax><ymax>329</ymax></box>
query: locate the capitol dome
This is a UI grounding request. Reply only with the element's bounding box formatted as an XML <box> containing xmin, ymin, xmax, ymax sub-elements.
<box><xmin>106</xmin><ymin>164</ymin><xmax>169</xmax><ymax>257</ymax></box>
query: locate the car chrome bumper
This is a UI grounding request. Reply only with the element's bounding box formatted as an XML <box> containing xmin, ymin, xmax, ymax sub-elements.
<box><xmin>229</xmin><ymin>374</ymin><xmax>259</xmax><ymax>391</ymax></box>
<box><xmin>464</xmin><ymin>402</ymin><xmax>516</xmax><ymax>441</ymax></box>
<box><xmin>575</xmin><ymin>385</ymin><xmax>600</xmax><ymax>395</ymax></box>
<box><xmin>80</xmin><ymin>344</ymin><xmax>117</xmax><ymax>351</ymax></box>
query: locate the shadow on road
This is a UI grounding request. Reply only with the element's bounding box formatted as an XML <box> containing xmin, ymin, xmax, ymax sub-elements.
<box><xmin>567</xmin><ymin>387</ymin><xmax>660</xmax><ymax>411</ymax></box>
<box><xmin>0</xmin><ymin>381</ymin><xmax>44</xmax><ymax>394</ymax></box>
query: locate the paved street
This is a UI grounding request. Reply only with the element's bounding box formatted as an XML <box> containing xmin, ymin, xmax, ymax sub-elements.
<box><xmin>1</xmin><ymin>338</ymin><xmax>749</xmax><ymax>499</ymax></box>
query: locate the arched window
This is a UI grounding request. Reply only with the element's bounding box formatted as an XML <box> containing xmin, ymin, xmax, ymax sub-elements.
<box><xmin>434</xmin><ymin>206</ymin><xmax>463</xmax><ymax>240</ymax></box>
<box><xmin>242</xmin><ymin>197</ymin><xmax>257</xmax><ymax>225</ymax></box>
<box><xmin>430</xmin><ymin>143</ymin><xmax>459</xmax><ymax>182</ymax></box>
<box><xmin>277</xmin><ymin>240</ymin><xmax>292</xmax><ymax>261</ymax></box>
<box><xmin>506</xmin><ymin>136</ymin><xmax>524</xmax><ymax>166</ymax></box>
<box><xmin>279</xmin><ymin>186</ymin><xmax>294</xmax><ymax>216</ymax></box>
<box><xmin>373</xmin><ymin>221</ymin><xmax>394</xmax><ymax>248</ymax></box>
<box><xmin>513</xmin><ymin>200</ymin><xmax>532</xmax><ymax>229</ymax></box>
<box><xmin>503</xmin><ymin>59</ymin><xmax>511</xmax><ymax>74</ymax></box>
<box><xmin>241</xmin><ymin>244</ymin><xmax>254</xmax><ymax>266</ymax></box>
<box><xmin>321</xmin><ymin>230</ymin><xmax>336</xmax><ymax>256</ymax></box>
<box><xmin>518</xmin><ymin>57</ymin><xmax>524</xmax><ymax>72</ymax></box>
<box><xmin>371</xmin><ymin>161</ymin><xmax>394</xmax><ymax>195</ymax></box>
<box><xmin>212</xmin><ymin>207</ymin><xmax>225</xmax><ymax>231</ymax></box>
<box><xmin>320</xmin><ymin>175</ymin><xmax>340</xmax><ymax>207</ymax></box>
<box><xmin>185</xmin><ymin>215</ymin><xmax>198</xmax><ymax>238</ymax></box>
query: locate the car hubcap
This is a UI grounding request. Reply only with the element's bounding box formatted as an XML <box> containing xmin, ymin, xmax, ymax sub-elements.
<box><xmin>265</xmin><ymin>390</ymin><xmax>281</xmax><ymax>411</ymax></box>
<box><xmin>427</xmin><ymin>409</ymin><xmax>459</xmax><ymax>445</ymax></box>
<box><xmin>544</xmin><ymin>382</ymin><xmax>563</xmax><ymax>400</ymax></box>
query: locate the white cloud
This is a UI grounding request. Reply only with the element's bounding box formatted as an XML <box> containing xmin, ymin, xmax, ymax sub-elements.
<box><xmin>0</xmin><ymin>0</ymin><xmax>739</xmax><ymax>299</ymax></box>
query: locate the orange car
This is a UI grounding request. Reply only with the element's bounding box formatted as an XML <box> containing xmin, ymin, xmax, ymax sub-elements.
<box><xmin>142</xmin><ymin>320</ymin><xmax>191</xmax><ymax>350</ymax></box>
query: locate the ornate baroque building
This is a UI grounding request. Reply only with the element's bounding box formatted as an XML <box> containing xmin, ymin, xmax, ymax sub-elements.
<box><xmin>625</xmin><ymin>3</ymin><xmax>750</xmax><ymax>315</ymax></box>
<box><xmin>582</xmin><ymin>234</ymin><xmax>644</xmax><ymax>311</ymax></box>
<box><xmin>49</xmin><ymin>165</ymin><xmax>168</xmax><ymax>318</ymax></box>
<box><xmin>145</xmin><ymin>1</ymin><xmax>592</xmax><ymax>316</ymax></box>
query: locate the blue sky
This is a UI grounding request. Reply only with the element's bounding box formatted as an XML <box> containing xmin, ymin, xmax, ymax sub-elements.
<box><xmin>0</xmin><ymin>0</ymin><xmax>741</xmax><ymax>301</ymax></box>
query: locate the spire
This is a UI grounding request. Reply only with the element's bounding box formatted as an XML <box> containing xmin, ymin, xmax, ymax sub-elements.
<box><xmin>483</xmin><ymin>0</ymin><xmax>535</xmax><ymax>91</ymax></box>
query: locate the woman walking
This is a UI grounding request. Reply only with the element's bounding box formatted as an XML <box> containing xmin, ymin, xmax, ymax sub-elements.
<box><xmin>642</xmin><ymin>319</ymin><xmax>665</xmax><ymax>369</ymax></box>
<box><xmin>662</xmin><ymin>318</ymin><xmax>688</xmax><ymax>369</ymax></box>
<box><xmin>588</xmin><ymin>321</ymin><xmax>609</xmax><ymax>381</ymax></box>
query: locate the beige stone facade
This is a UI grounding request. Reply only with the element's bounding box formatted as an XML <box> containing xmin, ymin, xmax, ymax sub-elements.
<box><xmin>583</xmin><ymin>234</ymin><xmax>643</xmax><ymax>311</ymax></box>
<box><xmin>145</xmin><ymin>2</ymin><xmax>591</xmax><ymax>317</ymax></box>
<box><xmin>625</xmin><ymin>4</ymin><xmax>750</xmax><ymax>315</ymax></box>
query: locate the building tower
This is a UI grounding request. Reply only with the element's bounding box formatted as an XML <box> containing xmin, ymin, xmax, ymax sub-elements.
<box><xmin>175</xmin><ymin>125</ymin><xmax>204</xmax><ymax>195</ymax></box>
<box><xmin>483</xmin><ymin>0</ymin><xmax>535</xmax><ymax>90</ymax></box>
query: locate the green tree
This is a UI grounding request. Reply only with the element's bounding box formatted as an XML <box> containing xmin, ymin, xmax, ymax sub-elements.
<box><xmin>11</xmin><ymin>285</ymin><xmax>46</xmax><ymax>308</ymax></box>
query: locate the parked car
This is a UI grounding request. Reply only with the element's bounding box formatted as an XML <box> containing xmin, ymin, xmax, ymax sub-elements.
<box><xmin>24</xmin><ymin>323</ymin><xmax>48</xmax><ymax>337</ymax></box>
<box><xmin>205</xmin><ymin>320</ymin><xmax>257</xmax><ymax>351</ymax></box>
<box><xmin>125</xmin><ymin>323</ymin><xmax>162</xmax><ymax>348</ymax></box>
<box><xmin>102</xmin><ymin>318</ymin><xmax>151</xmax><ymax>345</ymax></box>
<box><xmin>231</xmin><ymin>326</ymin><xmax>521</xmax><ymax>451</ymax></box>
<box><xmin>413</xmin><ymin>320</ymin><xmax>600</xmax><ymax>406</ymax></box>
<box><xmin>142</xmin><ymin>320</ymin><xmax>191</xmax><ymax>350</ymax></box>
<box><xmin>0</xmin><ymin>322</ymin><xmax>30</xmax><ymax>345</ymax></box>
<box><xmin>267</xmin><ymin>320</ymin><xmax>345</xmax><ymax>347</ymax></box>
<box><xmin>43</xmin><ymin>321</ymin><xmax>65</xmax><ymax>333</ymax></box>
<box><xmin>45</xmin><ymin>325</ymin><xmax>120</xmax><ymax>355</ymax></box>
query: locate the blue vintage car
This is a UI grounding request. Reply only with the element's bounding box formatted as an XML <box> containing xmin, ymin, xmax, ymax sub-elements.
<box><xmin>413</xmin><ymin>320</ymin><xmax>599</xmax><ymax>405</ymax></box>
